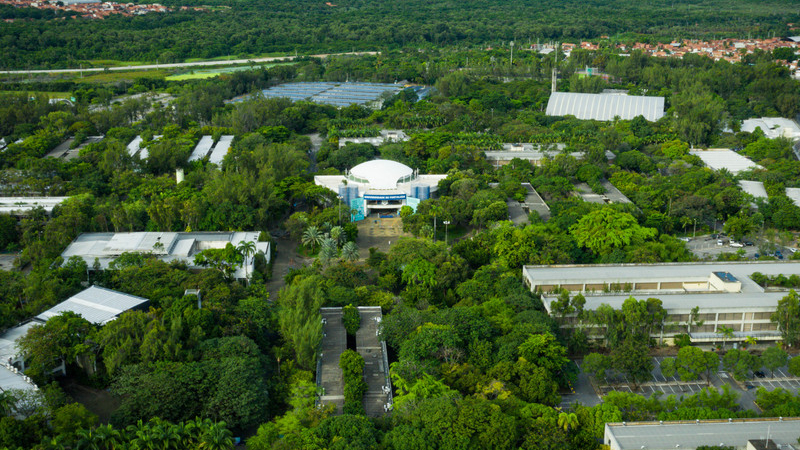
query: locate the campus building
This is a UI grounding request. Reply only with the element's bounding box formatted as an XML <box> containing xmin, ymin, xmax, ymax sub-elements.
<box><xmin>314</xmin><ymin>159</ymin><xmax>446</xmax><ymax>220</ymax></box>
<box><xmin>0</xmin><ymin>197</ymin><xmax>70</xmax><ymax>216</ymax></box>
<box><xmin>545</xmin><ymin>92</ymin><xmax>665</xmax><ymax>122</ymax></box>
<box><xmin>604</xmin><ymin>418</ymin><xmax>800</xmax><ymax>450</ymax></box>
<box><xmin>523</xmin><ymin>261</ymin><xmax>800</xmax><ymax>343</ymax></box>
<box><xmin>0</xmin><ymin>286</ymin><xmax>150</xmax><ymax>395</ymax></box>
<box><xmin>61</xmin><ymin>231</ymin><xmax>269</xmax><ymax>279</ymax></box>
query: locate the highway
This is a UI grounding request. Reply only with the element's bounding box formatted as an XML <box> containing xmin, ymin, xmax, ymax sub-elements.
<box><xmin>0</xmin><ymin>52</ymin><xmax>379</xmax><ymax>75</ymax></box>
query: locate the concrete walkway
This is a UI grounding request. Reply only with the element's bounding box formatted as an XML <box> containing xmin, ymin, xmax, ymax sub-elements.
<box><xmin>356</xmin><ymin>306</ymin><xmax>393</xmax><ymax>417</ymax></box>
<box><xmin>318</xmin><ymin>308</ymin><xmax>346</xmax><ymax>414</ymax></box>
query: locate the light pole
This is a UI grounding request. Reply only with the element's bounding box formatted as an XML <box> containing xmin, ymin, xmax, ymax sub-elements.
<box><xmin>443</xmin><ymin>221</ymin><xmax>451</xmax><ymax>245</ymax></box>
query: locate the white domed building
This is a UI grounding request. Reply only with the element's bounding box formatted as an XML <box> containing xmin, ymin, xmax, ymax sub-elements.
<box><xmin>314</xmin><ymin>159</ymin><xmax>447</xmax><ymax>220</ymax></box>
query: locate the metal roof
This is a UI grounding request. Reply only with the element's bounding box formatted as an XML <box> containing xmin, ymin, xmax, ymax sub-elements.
<box><xmin>786</xmin><ymin>188</ymin><xmax>800</xmax><ymax>208</ymax></box>
<box><xmin>0</xmin><ymin>197</ymin><xmax>70</xmax><ymax>214</ymax></box>
<box><xmin>689</xmin><ymin>149</ymin><xmax>762</xmax><ymax>175</ymax></box>
<box><xmin>738</xmin><ymin>180</ymin><xmax>768</xmax><ymax>199</ymax></box>
<box><xmin>208</xmin><ymin>136</ymin><xmax>234</xmax><ymax>165</ymax></box>
<box><xmin>605</xmin><ymin>418</ymin><xmax>800</xmax><ymax>450</ymax></box>
<box><xmin>189</xmin><ymin>136</ymin><xmax>215</xmax><ymax>162</ymax></box>
<box><xmin>36</xmin><ymin>286</ymin><xmax>149</xmax><ymax>325</ymax></box>
<box><xmin>546</xmin><ymin>92</ymin><xmax>665</xmax><ymax>122</ymax></box>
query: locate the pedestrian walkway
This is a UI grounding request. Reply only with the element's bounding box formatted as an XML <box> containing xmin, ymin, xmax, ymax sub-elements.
<box><xmin>317</xmin><ymin>308</ymin><xmax>346</xmax><ymax>414</ymax></box>
<box><xmin>356</xmin><ymin>306</ymin><xmax>393</xmax><ymax>417</ymax></box>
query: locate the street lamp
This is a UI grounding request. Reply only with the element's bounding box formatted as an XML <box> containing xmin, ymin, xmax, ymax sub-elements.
<box><xmin>443</xmin><ymin>220</ymin><xmax>451</xmax><ymax>245</ymax></box>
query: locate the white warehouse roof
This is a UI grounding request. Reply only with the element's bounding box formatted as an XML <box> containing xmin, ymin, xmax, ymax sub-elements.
<box><xmin>689</xmin><ymin>149</ymin><xmax>762</xmax><ymax>175</ymax></box>
<box><xmin>0</xmin><ymin>197</ymin><xmax>70</xmax><ymax>215</ymax></box>
<box><xmin>36</xmin><ymin>286</ymin><xmax>149</xmax><ymax>325</ymax></box>
<box><xmin>546</xmin><ymin>92</ymin><xmax>665</xmax><ymax>122</ymax></box>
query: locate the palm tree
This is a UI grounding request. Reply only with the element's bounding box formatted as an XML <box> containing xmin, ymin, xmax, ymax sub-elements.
<box><xmin>236</xmin><ymin>240</ymin><xmax>256</xmax><ymax>279</ymax></box>
<box><xmin>341</xmin><ymin>241</ymin><xmax>359</xmax><ymax>261</ymax></box>
<box><xmin>717</xmin><ymin>325</ymin><xmax>735</xmax><ymax>349</ymax></box>
<box><xmin>301</xmin><ymin>225</ymin><xmax>323</xmax><ymax>253</ymax></box>
<box><xmin>744</xmin><ymin>335</ymin><xmax>758</xmax><ymax>349</ymax></box>
<box><xmin>319</xmin><ymin>237</ymin><xmax>338</xmax><ymax>264</ymax></box>
<box><xmin>0</xmin><ymin>391</ymin><xmax>16</xmax><ymax>417</ymax></box>
<box><xmin>199</xmin><ymin>421</ymin><xmax>234</xmax><ymax>450</ymax></box>
<box><xmin>92</xmin><ymin>424</ymin><xmax>123</xmax><ymax>450</ymax></box>
<box><xmin>330</xmin><ymin>226</ymin><xmax>344</xmax><ymax>247</ymax></box>
<box><xmin>557</xmin><ymin>411</ymin><xmax>579</xmax><ymax>432</ymax></box>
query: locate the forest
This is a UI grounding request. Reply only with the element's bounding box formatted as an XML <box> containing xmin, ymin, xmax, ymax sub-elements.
<box><xmin>1</xmin><ymin>0</ymin><xmax>800</xmax><ymax>68</ymax></box>
<box><xmin>1</xmin><ymin>42</ymin><xmax>800</xmax><ymax>449</ymax></box>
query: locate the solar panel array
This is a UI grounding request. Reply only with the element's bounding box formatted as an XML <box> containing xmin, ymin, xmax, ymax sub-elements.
<box><xmin>249</xmin><ymin>82</ymin><xmax>404</xmax><ymax>107</ymax></box>
<box><xmin>209</xmin><ymin>135</ymin><xmax>234</xmax><ymax>165</ymax></box>
<box><xmin>189</xmin><ymin>135</ymin><xmax>215</xmax><ymax>162</ymax></box>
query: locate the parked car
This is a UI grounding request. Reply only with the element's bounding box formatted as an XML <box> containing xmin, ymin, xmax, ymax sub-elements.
<box><xmin>730</xmin><ymin>241</ymin><xmax>744</xmax><ymax>248</ymax></box>
<box><xmin>790</xmin><ymin>248</ymin><xmax>798</xmax><ymax>254</ymax></box>
<box><xmin>754</xmin><ymin>371</ymin><xmax>766</xmax><ymax>378</ymax></box>
<box><xmin>717</xmin><ymin>239</ymin><xmax>724</xmax><ymax>246</ymax></box>
<box><xmin>679</xmin><ymin>237</ymin><xmax>691</xmax><ymax>242</ymax></box>
<box><xmin>710</xmin><ymin>233</ymin><xmax>719</xmax><ymax>239</ymax></box>
<box><xmin>744</xmin><ymin>241</ymin><xmax>754</xmax><ymax>246</ymax></box>
<box><xmin>775</xmin><ymin>250</ymin><xmax>784</xmax><ymax>259</ymax></box>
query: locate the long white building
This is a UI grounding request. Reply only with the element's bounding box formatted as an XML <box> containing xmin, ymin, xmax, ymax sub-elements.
<box><xmin>523</xmin><ymin>261</ymin><xmax>800</xmax><ymax>343</ymax></box>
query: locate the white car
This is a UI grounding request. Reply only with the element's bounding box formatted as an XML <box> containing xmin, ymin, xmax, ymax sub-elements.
<box><xmin>790</xmin><ymin>248</ymin><xmax>798</xmax><ymax>254</ymax></box>
<box><xmin>730</xmin><ymin>241</ymin><xmax>744</xmax><ymax>248</ymax></box>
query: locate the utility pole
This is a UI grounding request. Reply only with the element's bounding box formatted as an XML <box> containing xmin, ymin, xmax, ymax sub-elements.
<box><xmin>551</xmin><ymin>42</ymin><xmax>559</xmax><ymax>93</ymax></box>
<box><xmin>444</xmin><ymin>220</ymin><xmax>450</xmax><ymax>245</ymax></box>
<box><xmin>510</xmin><ymin>41</ymin><xmax>514</xmax><ymax>67</ymax></box>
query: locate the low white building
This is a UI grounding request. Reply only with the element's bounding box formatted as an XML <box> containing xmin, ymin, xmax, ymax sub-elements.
<box><xmin>741</xmin><ymin>117</ymin><xmax>800</xmax><ymax>140</ymax></box>
<box><xmin>61</xmin><ymin>231</ymin><xmax>269</xmax><ymax>280</ymax></box>
<box><xmin>314</xmin><ymin>159</ymin><xmax>446</xmax><ymax>220</ymax></box>
<box><xmin>0</xmin><ymin>197</ymin><xmax>70</xmax><ymax>216</ymax></box>
<box><xmin>338</xmin><ymin>130</ymin><xmax>409</xmax><ymax>148</ymax></box>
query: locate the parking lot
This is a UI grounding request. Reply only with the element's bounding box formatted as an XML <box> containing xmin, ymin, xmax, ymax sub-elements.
<box><xmin>745</xmin><ymin>365</ymin><xmax>800</xmax><ymax>392</ymax></box>
<box><xmin>599</xmin><ymin>357</ymin><xmax>713</xmax><ymax>396</ymax></box>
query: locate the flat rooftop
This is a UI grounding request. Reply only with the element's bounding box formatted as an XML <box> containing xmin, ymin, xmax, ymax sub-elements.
<box><xmin>524</xmin><ymin>261</ymin><xmax>800</xmax><ymax>312</ymax></box>
<box><xmin>690</xmin><ymin>148</ymin><xmax>762</xmax><ymax>175</ymax></box>
<box><xmin>605</xmin><ymin>418</ymin><xmax>800</xmax><ymax>450</ymax></box>
<box><xmin>573</xmin><ymin>181</ymin><xmax>631</xmax><ymax>204</ymax></box>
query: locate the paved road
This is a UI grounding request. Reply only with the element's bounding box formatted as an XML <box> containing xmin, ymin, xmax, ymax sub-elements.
<box><xmin>0</xmin><ymin>52</ymin><xmax>379</xmax><ymax>74</ymax></box>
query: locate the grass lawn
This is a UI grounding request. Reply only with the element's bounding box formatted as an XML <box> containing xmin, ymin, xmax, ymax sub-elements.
<box><xmin>1</xmin><ymin>90</ymin><xmax>71</xmax><ymax>99</ymax></box>
<box><xmin>183</xmin><ymin>52</ymin><xmax>291</xmax><ymax>63</ymax></box>
<box><xmin>78</xmin><ymin>70</ymin><xmax>168</xmax><ymax>83</ymax></box>
<box><xmin>166</xmin><ymin>63</ymin><xmax>295</xmax><ymax>81</ymax></box>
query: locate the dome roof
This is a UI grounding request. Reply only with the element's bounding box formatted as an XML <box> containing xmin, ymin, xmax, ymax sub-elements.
<box><xmin>349</xmin><ymin>159</ymin><xmax>414</xmax><ymax>190</ymax></box>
